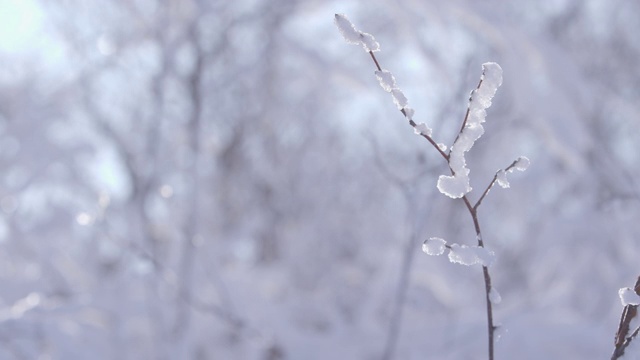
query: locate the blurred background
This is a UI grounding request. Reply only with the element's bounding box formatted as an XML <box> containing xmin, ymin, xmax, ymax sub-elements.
<box><xmin>1</xmin><ymin>0</ymin><xmax>639</xmax><ymax>359</ymax></box>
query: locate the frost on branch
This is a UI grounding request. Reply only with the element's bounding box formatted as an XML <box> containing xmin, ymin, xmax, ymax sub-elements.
<box><xmin>422</xmin><ymin>237</ymin><xmax>447</xmax><ymax>256</ymax></box>
<box><xmin>514</xmin><ymin>156</ymin><xmax>530</xmax><ymax>171</ymax></box>
<box><xmin>496</xmin><ymin>170</ymin><xmax>509</xmax><ymax>188</ymax></box>
<box><xmin>414</xmin><ymin>122</ymin><xmax>432</xmax><ymax>137</ymax></box>
<box><xmin>437</xmin><ymin>62</ymin><xmax>503</xmax><ymax>199</ymax></box>
<box><xmin>496</xmin><ymin>156</ymin><xmax>531</xmax><ymax>189</ymax></box>
<box><xmin>334</xmin><ymin>14</ymin><xmax>379</xmax><ymax>52</ymax></box>
<box><xmin>619</xmin><ymin>287</ymin><xmax>640</xmax><ymax>306</ymax></box>
<box><xmin>404</xmin><ymin>107</ymin><xmax>415</xmax><ymax>121</ymax></box>
<box><xmin>472</xmin><ymin>62</ymin><xmax>503</xmax><ymax>111</ymax></box>
<box><xmin>489</xmin><ymin>287</ymin><xmax>502</xmax><ymax>304</ymax></box>
<box><xmin>335</xmin><ymin>14</ymin><xmax>433</xmax><ymax>135</ymax></box>
<box><xmin>391</xmin><ymin>89</ymin><xmax>408</xmax><ymax>109</ymax></box>
<box><xmin>375</xmin><ymin>70</ymin><xmax>397</xmax><ymax>92</ymax></box>
<box><xmin>360</xmin><ymin>33</ymin><xmax>380</xmax><ymax>52</ymax></box>
<box><xmin>422</xmin><ymin>238</ymin><xmax>495</xmax><ymax>267</ymax></box>
<box><xmin>613</xmin><ymin>277</ymin><xmax>640</xmax><ymax>358</ymax></box>
<box><xmin>436</xmin><ymin>173</ymin><xmax>470</xmax><ymax>199</ymax></box>
<box><xmin>334</xmin><ymin>13</ymin><xmax>360</xmax><ymax>44</ymax></box>
<box><xmin>448</xmin><ymin>243</ymin><xmax>495</xmax><ymax>266</ymax></box>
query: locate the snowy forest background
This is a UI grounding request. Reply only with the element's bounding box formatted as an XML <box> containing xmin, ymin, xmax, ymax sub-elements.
<box><xmin>1</xmin><ymin>0</ymin><xmax>639</xmax><ymax>359</ymax></box>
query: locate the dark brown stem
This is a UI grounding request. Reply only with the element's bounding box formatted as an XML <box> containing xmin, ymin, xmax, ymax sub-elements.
<box><xmin>460</xmin><ymin>194</ymin><xmax>494</xmax><ymax>359</ymax></box>
<box><xmin>469</xmin><ymin>201</ymin><xmax>494</xmax><ymax>360</ymax></box>
<box><xmin>369</xmin><ymin>51</ymin><xmax>382</xmax><ymax>71</ymax></box>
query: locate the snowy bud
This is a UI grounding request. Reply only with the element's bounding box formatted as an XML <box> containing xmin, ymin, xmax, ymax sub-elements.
<box><xmin>403</xmin><ymin>107</ymin><xmax>415</xmax><ymax>120</ymax></box>
<box><xmin>422</xmin><ymin>237</ymin><xmax>447</xmax><ymax>256</ymax></box>
<box><xmin>334</xmin><ymin>14</ymin><xmax>379</xmax><ymax>52</ymax></box>
<box><xmin>619</xmin><ymin>287</ymin><xmax>640</xmax><ymax>306</ymax></box>
<box><xmin>514</xmin><ymin>156</ymin><xmax>530</xmax><ymax>171</ymax></box>
<box><xmin>375</xmin><ymin>70</ymin><xmax>397</xmax><ymax>92</ymax></box>
<box><xmin>496</xmin><ymin>170</ymin><xmax>510</xmax><ymax>188</ymax></box>
<box><xmin>334</xmin><ymin>14</ymin><xmax>361</xmax><ymax>44</ymax></box>
<box><xmin>391</xmin><ymin>89</ymin><xmax>408</xmax><ymax>109</ymax></box>
<box><xmin>359</xmin><ymin>32</ymin><xmax>380</xmax><ymax>52</ymax></box>
<box><xmin>414</xmin><ymin>122</ymin><xmax>432</xmax><ymax>137</ymax></box>
<box><xmin>437</xmin><ymin>174</ymin><xmax>470</xmax><ymax>199</ymax></box>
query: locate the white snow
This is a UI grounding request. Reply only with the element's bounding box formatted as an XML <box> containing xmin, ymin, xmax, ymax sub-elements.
<box><xmin>473</xmin><ymin>62</ymin><xmax>503</xmax><ymax>112</ymax></box>
<box><xmin>437</xmin><ymin>173</ymin><xmax>470</xmax><ymax>199</ymax></box>
<box><xmin>489</xmin><ymin>287</ymin><xmax>502</xmax><ymax>304</ymax></box>
<box><xmin>437</xmin><ymin>143</ymin><xmax>447</xmax><ymax>152</ymax></box>
<box><xmin>447</xmin><ymin>243</ymin><xmax>495</xmax><ymax>266</ymax></box>
<box><xmin>436</xmin><ymin>63</ymin><xmax>503</xmax><ymax>199</ymax></box>
<box><xmin>447</xmin><ymin>244</ymin><xmax>477</xmax><ymax>265</ymax></box>
<box><xmin>494</xmin><ymin>324</ymin><xmax>508</xmax><ymax>343</ymax></box>
<box><xmin>414</xmin><ymin>122</ymin><xmax>432</xmax><ymax>137</ymax></box>
<box><xmin>514</xmin><ymin>156</ymin><xmax>530</xmax><ymax>171</ymax></box>
<box><xmin>334</xmin><ymin>14</ymin><xmax>379</xmax><ymax>52</ymax></box>
<box><xmin>334</xmin><ymin>14</ymin><xmax>361</xmax><ymax>44</ymax></box>
<box><xmin>476</xmin><ymin>246</ymin><xmax>496</xmax><ymax>266</ymax></box>
<box><xmin>423</xmin><ymin>238</ymin><xmax>496</xmax><ymax>266</ymax></box>
<box><xmin>391</xmin><ymin>89</ymin><xmax>408</xmax><ymax>109</ymax></box>
<box><xmin>493</xmin><ymin>156</ymin><xmax>530</xmax><ymax>191</ymax></box>
<box><xmin>404</xmin><ymin>107</ymin><xmax>415</xmax><ymax>120</ymax></box>
<box><xmin>496</xmin><ymin>169</ymin><xmax>510</xmax><ymax>188</ymax></box>
<box><xmin>375</xmin><ymin>70</ymin><xmax>397</xmax><ymax>92</ymax></box>
<box><xmin>336</xmin><ymin>16</ymin><xmax>436</xmax><ymax>137</ymax></box>
<box><xmin>619</xmin><ymin>287</ymin><xmax>640</xmax><ymax>306</ymax></box>
<box><xmin>360</xmin><ymin>32</ymin><xmax>380</xmax><ymax>52</ymax></box>
<box><xmin>375</xmin><ymin>70</ymin><xmax>420</xmax><ymax>125</ymax></box>
<box><xmin>422</xmin><ymin>237</ymin><xmax>447</xmax><ymax>256</ymax></box>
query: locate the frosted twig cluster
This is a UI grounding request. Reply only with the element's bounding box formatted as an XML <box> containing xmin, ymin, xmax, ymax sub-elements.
<box><xmin>612</xmin><ymin>276</ymin><xmax>640</xmax><ymax>359</ymax></box>
<box><xmin>335</xmin><ymin>13</ymin><xmax>529</xmax><ymax>360</ymax></box>
<box><xmin>422</xmin><ymin>237</ymin><xmax>495</xmax><ymax>267</ymax></box>
<box><xmin>437</xmin><ymin>63</ymin><xmax>503</xmax><ymax>199</ymax></box>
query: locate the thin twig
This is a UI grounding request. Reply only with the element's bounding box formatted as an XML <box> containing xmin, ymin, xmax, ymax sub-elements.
<box><xmin>369</xmin><ymin>52</ymin><xmax>449</xmax><ymax>161</ymax></box>
<box><xmin>474</xmin><ymin>160</ymin><xmax>519</xmax><ymax>211</ymax></box>
<box><xmin>408</xmin><ymin>118</ymin><xmax>450</xmax><ymax>161</ymax></box>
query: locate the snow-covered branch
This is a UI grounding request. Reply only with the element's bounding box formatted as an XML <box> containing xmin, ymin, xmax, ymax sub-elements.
<box><xmin>335</xmin><ymin>14</ymin><xmax>531</xmax><ymax>360</ymax></box>
<box><xmin>334</xmin><ymin>14</ymin><xmax>447</xmax><ymax>160</ymax></box>
<box><xmin>334</xmin><ymin>14</ymin><xmax>380</xmax><ymax>53</ymax></box>
<box><xmin>612</xmin><ymin>276</ymin><xmax>640</xmax><ymax>360</ymax></box>
<box><xmin>475</xmin><ymin>156</ymin><xmax>530</xmax><ymax>210</ymax></box>
<box><xmin>437</xmin><ymin>63</ymin><xmax>503</xmax><ymax>199</ymax></box>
